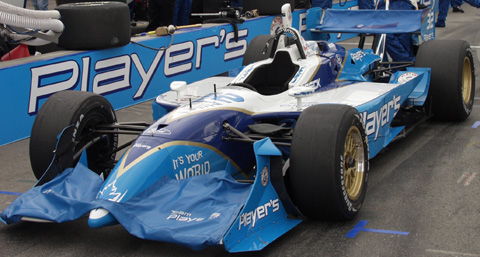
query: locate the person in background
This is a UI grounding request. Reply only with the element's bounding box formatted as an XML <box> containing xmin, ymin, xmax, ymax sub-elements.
<box><xmin>358</xmin><ymin>0</ymin><xmax>375</xmax><ymax>9</ymax></box>
<box><xmin>230</xmin><ymin>0</ymin><xmax>242</xmax><ymax>7</ymax></box>
<box><xmin>451</xmin><ymin>0</ymin><xmax>480</xmax><ymax>12</ymax></box>
<box><xmin>146</xmin><ymin>0</ymin><xmax>176</xmax><ymax>31</ymax></box>
<box><xmin>127</xmin><ymin>0</ymin><xmax>135</xmax><ymax>20</ymax></box>
<box><xmin>437</xmin><ymin>0</ymin><xmax>456</xmax><ymax>27</ymax></box>
<box><xmin>173</xmin><ymin>0</ymin><xmax>192</xmax><ymax>26</ymax></box>
<box><xmin>452</xmin><ymin>0</ymin><xmax>465</xmax><ymax>12</ymax></box>
<box><xmin>463</xmin><ymin>0</ymin><xmax>480</xmax><ymax>7</ymax></box>
<box><xmin>32</xmin><ymin>0</ymin><xmax>48</xmax><ymax>10</ymax></box>
<box><xmin>437</xmin><ymin>0</ymin><xmax>480</xmax><ymax>27</ymax></box>
<box><xmin>312</xmin><ymin>0</ymin><xmax>332</xmax><ymax>9</ymax></box>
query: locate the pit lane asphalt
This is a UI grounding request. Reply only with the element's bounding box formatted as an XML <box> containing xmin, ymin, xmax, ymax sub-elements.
<box><xmin>1</xmin><ymin>6</ymin><xmax>480</xmax><ymax>257</ymax></box>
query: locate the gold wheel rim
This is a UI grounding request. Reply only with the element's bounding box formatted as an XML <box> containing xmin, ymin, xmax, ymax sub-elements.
<box><xmin>344</xmin><ymin>126</ymin><xmax>365</xmax><ymax>201</ymax></box>
<box><xmin>462</xmin><ymin>56</ymin><xmax>472</xmax><ymax>104</ymax></box>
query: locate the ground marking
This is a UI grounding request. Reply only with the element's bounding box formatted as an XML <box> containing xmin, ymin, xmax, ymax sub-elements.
<box><xmin>467</xmin><ymin>141</ymin><xmax>480</xmax><ymax>147</ymax></box>
<box><xmin>472</xmin><ymin>121</ymin><xmax>480</xmax><ymax>129</ymax></box>
<box><xmin>457</xmin><ymin>172</ymin><xmax>477</xmax><ymax>186</ymax></box>
<box><xmin>471</xmin><ymin>46</ymin><xmax>480</xmax><ymax>49</ymax></box>
<box><xmin>426</xmin><ymin>249</ymin><xmax>480</xmax><ymax>256</ymax></box>
<box><xmin>457</xmin><ymin>172</ymin><xmax>469</xmax><ymax>183</ymax></box>
<box><xmin>346</xmin><ymin>220</ymin><xmax>409</xmax><ymax>238</ymax></box>
<box><xmin>0</xmin><ymin>190</ymin><xmax>21</xmax><ymax>196</ymax></box>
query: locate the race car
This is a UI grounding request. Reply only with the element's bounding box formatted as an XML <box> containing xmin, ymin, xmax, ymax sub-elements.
<box><xmin>1</xmin><ymin>3</ymin><xmax>476</xmax><ymax>252</ymax></box>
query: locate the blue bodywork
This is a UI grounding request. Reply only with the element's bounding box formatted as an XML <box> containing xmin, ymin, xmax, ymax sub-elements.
<box><xmin>356</xmin><ymin>71</ymin><xmax>430</xmax><ymax>158</ymax></box>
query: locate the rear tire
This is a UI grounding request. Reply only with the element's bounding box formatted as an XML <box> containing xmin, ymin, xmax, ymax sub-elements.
<box><xmin>289</xmin><ymin>105</ymin><xmax>369</xmax><ymax>220</ymax></box>
<box><xmin>242</xmin><ymin>35</ymin><xmax>275</xmax><ymax>66</ymax></box>
<box><xmin>415</xmin><ymin>40</ymin><xmax>475</xmax><ymax>121</ymax></box>
<box><xmin>30</xmin><ymin>91</ymin><xmax>117</xmax><ymax>183</ymax></box>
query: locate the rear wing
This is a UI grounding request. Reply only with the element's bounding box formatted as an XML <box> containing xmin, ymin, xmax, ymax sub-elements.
<box><xmin>306</xmin><ymin>6</ymin><xmax>436</xmax><ymax>42</ymax></box>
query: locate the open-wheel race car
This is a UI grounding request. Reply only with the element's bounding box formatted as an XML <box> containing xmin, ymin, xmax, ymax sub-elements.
<box><xmin>1</xmin><ymin>3</ymin><xmax>476</xmax><ymax>252</ymax></box>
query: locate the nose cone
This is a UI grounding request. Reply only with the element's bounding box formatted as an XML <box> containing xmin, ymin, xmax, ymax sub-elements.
<box><xmin>88</xmin><ymin>208</ymin><xmax>118</xmax><ymax>228</ymax></box>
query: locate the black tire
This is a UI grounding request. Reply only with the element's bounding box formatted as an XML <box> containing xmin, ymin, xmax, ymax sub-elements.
<box><xmin>242</xmin><ymin>35</ymin><xmax>275</xmax><ymax>66</ymax></box>
<box><xmin>30</xmin><ymin>91</ymin><xmax>117</xmax><ymax>183</ymax></box>
<box><xmin>289</xmin><ymin>105</ymin><xmax>369</xmax><ymax>220</ymax></box>
<box><xmin>56</xmin><ymin>2</ymin><xmax>131</xmax><ymax>50</ymax></box>
<box><xmin>415</xmin><ymin>40</ymin><xmax>475</xmax><ymax>121</ymax></box>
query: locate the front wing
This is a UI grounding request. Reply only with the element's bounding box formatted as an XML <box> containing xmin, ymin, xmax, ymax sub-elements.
<box><xmin>1</xmin><ymin>139</ymin><xmax>301</xmax><ymax>252</ymax></box>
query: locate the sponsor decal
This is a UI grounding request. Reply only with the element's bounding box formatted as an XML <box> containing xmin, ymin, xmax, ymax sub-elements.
<box><xmin>397</xmin><ymin>72</ymin><xmax>418</xmax><ymax>84</ymax></box>
<box><xmin>72</xmin><ymin>114</ymin><xmax>84</xmax><ymax>142</ymax></box>
<box><xmin>28</xmin><ymin>29</ymin><xmax>249</xmax><ymax>115</ymax></box>
<box><xmin>270</xmin><ymin>16</ymin><xmax>283</xmax><ymax>35</ymax></box>
<box><xmin>99</xmin><ymin>180</ymin><xmax>128</xmax><ymax>202</ymax></box>
<box><xmin>167</xmin><ymin>210</ymin><xmax>205</xmax><ymax>222</ymax></box>
<box><xmin>157</xmin><ymin>128</ymin><xmax>172</xmax><ymax>135</ymax></box>
<box><xmin>289</xmin><ymin>78</ymin><xmax>321</xmax><ymax>97</ymax></box>
<box><xmin>166</xmin><ymin>210</ymin><xmax>221</xmax><ymax>222</ymax></box>
<box><xmin>202</xmin><ymin>92</ymin><xmax>244</xmax><ymax>104</ymax></box>
<box><xmin>261</xmin><ymin>166</ymin><xmax>269</xmax><ymax>186</ymax></box>
<box><xmin>426</xmin><ymin>10</ymin><xmax>434</xmax><ymax>30</ymax></box>
<box><xmin>335</xmin><ymin>54</ymin><xmax>343</xmax><ymax>67</ymax></box>
<box><xmin>350</xmin><ymin>50</ymin><xmax>366</xmax><ymax>62</ymax></box>
<box><xmin>132</xmin><ymin>143</ymin><xmax>152</xmax><ymax>150</ymax></box>
<box><xmin>144</xmin><ymin>127</ymin><xmax>172</xmax><ymax>136</ymax></box>
<box><xmin>277</xmin><ymin>27</ymin><xmax>299</xmax><ymax>40</ymax></box>
<box><xmin>361</xmin><ymin>95</ymin><xmax>401</xmax><ymax>141</ymax></box>
<box><xmin>301</xmin><ymin>78</ymin><xmax>321</xmax><ymax>88</ymax></box>
<box><xmin>237</xmin><ymin>64</ymin><xmax>255</xmax><ymax>81</ymax></box>
<box><xmin>238</xmin><ymin>198</ymin><xmax>280</xmax><ymax>230</ymax></box>
<box><xmin>209</xmin><ymin>212</ymin><xmax>221</xmax><ymax>219</ymax></box>
<box><xmin>173</xmin><ymin>150</ymin><xmax>211</xmax><ymax>180</ymax></box>
<box><xmin>291</xmin><ymin>66</ymin><xmax>306</xmax><ymax>84</ymax></box>
<box><xmin>339</xmin><ymin>154</ymin><xmax>356</xmax><ymax>211</ymax></box>
<box><xmin>42</xmin><ymin>189</ymin><xmax>56</xmax><ymax>194</ymax></box>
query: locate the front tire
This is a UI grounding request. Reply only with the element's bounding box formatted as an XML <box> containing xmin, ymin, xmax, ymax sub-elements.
<box><xmin>289</xmin><ymin>105</ymin><xmax>369</xmax><ymax>220</ymax></box>
<box><xmin>415</xmin><ymin>40</ymin><xmax>475</xmax><ymax>121</ymax></box>
<box><xmin>30</xmin><ymin>91</ymin><xmax>117</xmax><ymax>183</ymax></box>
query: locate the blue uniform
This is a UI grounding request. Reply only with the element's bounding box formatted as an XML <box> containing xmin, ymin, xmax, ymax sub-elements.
<box><xmin>463</xmin><ymin>0</ymin><xmax>480</xmax><ymax>7</ymax></box>
<box><xmin>173</xmin><ymin>0</ymin><xmax>193</xmax><ymax>26</ymax></box>
<box><xmin>312</xmin><ymin>0</ymin><xmax>332</xmax><ymax>8</ymax></box>
<box><xmin>31</xmin><ymin>0</ymin><xmax>48</xmax><ymax>10</ymax></box>
<box><xmin>452</xmin><ymin>0</ymin><xmax>464</xmax><ymax>7</ymax></box>
<box><xmin>438</xmin><ymin>0</ymin><xmax>480</xmax><ymax>27</ymax></box>
<box><xmin>437</xmin><ymin>0</ymin><xmax>452</xmax><ymax>26</ymax></box>
<box><xmin>358</xmin><ymin>0</ymin><xmax>375</xmax><ymax>9</ymax></box>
